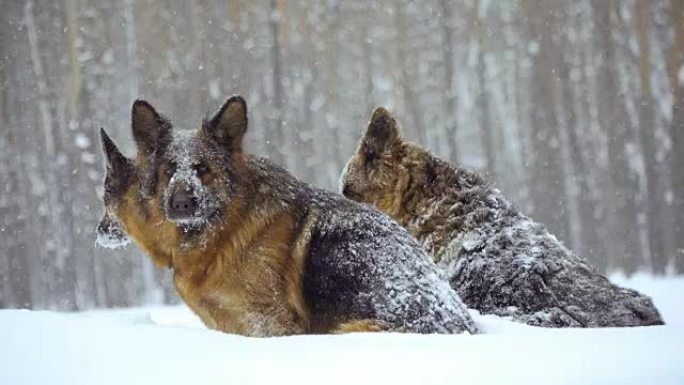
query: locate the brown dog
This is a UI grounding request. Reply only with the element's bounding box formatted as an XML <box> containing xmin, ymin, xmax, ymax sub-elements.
<box><xmin>96</xmin><ymin>96</ymin><xmax>477</xmax><ymax>336</ymax></box>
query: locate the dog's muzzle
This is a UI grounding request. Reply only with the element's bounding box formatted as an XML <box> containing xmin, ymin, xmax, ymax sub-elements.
<box><xmin>95</xmin><ymin>213</ymin><xmax>130</xmax><ymax>249</ymax></box>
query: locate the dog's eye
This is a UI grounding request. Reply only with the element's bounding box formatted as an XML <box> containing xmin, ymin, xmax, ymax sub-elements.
<box><xmin>363</xmin><ymin>146</ymin><xmax>377</xmax><ymax>165</ymax></box>
<box><xmin>194</xmin><ymin>164</ymin><xmax>209</xmax><ymax>176</ymax></box>
<box><xmin>103</xmin><ymin>182</ymin><xmax>113</xmax><ymax>202</ymax></box>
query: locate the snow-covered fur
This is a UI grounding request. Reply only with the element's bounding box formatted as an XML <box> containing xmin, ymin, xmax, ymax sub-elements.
<box><xmin>98</xmin><ymin>97</ymin><xmax>477</xmax><ymax>336</ymax></box>
<box><xmin>340</xmin><ymin>107</ymin><xmax>664</xmax><ymax>327</ymax></box>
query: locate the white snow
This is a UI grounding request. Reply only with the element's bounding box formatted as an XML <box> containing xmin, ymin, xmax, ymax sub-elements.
<box><xmin>1</xmin><ymin>274</ymin><xmax>683</xmax><ymax>385</ymax></box>
<box><xmin>94</xmin><ymin>230</ymin><xmax>130</xmax><ymax>249</ymax></box>
<box><xmin>460</xmin><ymin>230</ymin><xmax>482</xmax><ymax>251</ymax></box>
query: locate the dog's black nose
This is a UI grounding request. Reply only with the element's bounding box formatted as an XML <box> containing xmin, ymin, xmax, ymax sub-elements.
<box><xmin>169</xmin><ymin>190</ymin><xmax>199</xmax><ymax>218</ymax></box>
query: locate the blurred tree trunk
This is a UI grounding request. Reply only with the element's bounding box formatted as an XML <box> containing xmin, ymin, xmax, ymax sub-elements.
<box><xmin>62</xmin><ymin>0</ymin><xmax>100</xmax><ymax>309</ymax></box>
<box><xmin>440</xmin><ymin>0</ymin><xmax>458</xmax><ymax>163</ymax></box>
<box><xmin>523</xmin><ymin>0</ymin><xmax>571</xmax><ymax>244</ymax></box>
<box><xmin>559</xmin><ymin>4</ymin><xmax>604</xmax><ymax>267</ymax></box>
<box><xmin>472</xmin><ymin>0</ymin><xmax>495</xmax><ymax>177</ymax></box>
<box><xmin>511</xmin><ymin>7</ymin><xmax>533</xmax><ymax>215</ymax></box>
<box><xmin>268</xmin><ymin>0</ymin><xmax>284</xmax><ymax>165</ymax></box>
<box><xmin>668</xmin><ymin>0</ymin><xmax>684</xmax><ymax>273</ymax></box>
<box><xmin>360</xmin><ymin>3</ymin><xmax>374</xmax><ymax>110</ymax></box>
<box><xmin>25</xmin><ymin>0</ymin><xmax>79</xmax><ymax>309</ymax></box>
<box><xmin>394</xmin><ymin>0</ymin><xmax>423</xmax><ymax>139</ymax></box>
<box><xmin>592</xmin><ymin>0</ymin><xmax>641</xmax><ymax>272</ymax></box>
<box><xmin>323</xmin><ymin>0</ymin><xmax>346</xmax><ymax>185</ymax></box>
<box><xmin>0</xmin><ymin>45</ymin><xmax>32</xmax><ymax>307</ymax></box>
<box><xmin>0</xmin><ymin>1</ymin><xmax>44</xmax><ymax>309</ymax></box>
<box><xmin>635</xmin><ymin>0</ymin><xmax>667</xmax><ymax>274</ymax></box>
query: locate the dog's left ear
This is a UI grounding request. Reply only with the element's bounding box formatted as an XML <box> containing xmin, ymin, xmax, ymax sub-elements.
<box><xmin>100</xmin><ymin>128</ymin><xmax>130</xmax><ymax>175</ymax></box>
<box><xmin>204</xmin><ymin>95</ymin><xmax>248</xmax><ymax>152</ymax></box>
<box><xmin>362</xmin><ymin>106</ymin><xmax>400</xmax><ymax>160</ymax></box>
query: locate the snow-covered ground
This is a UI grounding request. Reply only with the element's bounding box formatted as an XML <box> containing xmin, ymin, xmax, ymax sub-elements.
<box><xmin>1</xmin><ymin>274</ymin><xmax>683</xmax><ymax>385</ymax></box>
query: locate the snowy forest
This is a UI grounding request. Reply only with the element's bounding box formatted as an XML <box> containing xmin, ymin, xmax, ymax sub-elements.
<box><xmin>0</xmin><ymin>0</ymin><xmax>682</xmax><ymax>310</ymax></box>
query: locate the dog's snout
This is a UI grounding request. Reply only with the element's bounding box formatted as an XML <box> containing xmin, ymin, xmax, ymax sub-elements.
<box><xmin>169</xmin><ymin>190</ymin><xmax>199</xmax><ymax>217</ymax></box>
<box><xmin>95</xmin><ymin>213</ymin><xmax>129</xmax><ymax>249</ymax></box>
<box><xmin>96</xmin><ymin>216</ymin><xmax>109</xmax><ymax>236</ymax></box>
<box><xmin>342</xmin><ymin>184</ymin><xmax>352</xmax><ymax>197</ymax></box>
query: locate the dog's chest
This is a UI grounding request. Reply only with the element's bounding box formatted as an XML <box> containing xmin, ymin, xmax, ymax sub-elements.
<box><xmin>173</xmin><ymin>268</ymin><xmax>250</xmax><ymax>331</ymax></box>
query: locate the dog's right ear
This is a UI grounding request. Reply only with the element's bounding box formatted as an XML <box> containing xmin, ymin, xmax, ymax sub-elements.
<box><xmin>362</xmin><ymin>106</ymin><xmax>400</xmax><ymax>161</ymax></box>
<box><xmin>100</xmin><ymin>128</ymin><xmax>129</xmax><ymax>174</ymax></box>
<box><xmin>131</xmin><ymin>100</ymin><xmax>171</xmax><ymax>155</ymax></box>
<box><xmin>204</xmin><ymin>95</ymin><xmax>248</xmax><ymax>152</ymax></box>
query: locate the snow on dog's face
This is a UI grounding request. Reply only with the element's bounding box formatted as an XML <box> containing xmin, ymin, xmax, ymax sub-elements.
<box><xmin>340</xmin><ymin>107</ymin><xmax>409</xmax><ymax>217</ymax></box>
<box><xmin>133</xmin><ymin>96</ymin><xmax>249</xmax><ymax>234</ymax></box>
<box><xmin>96</xmin><ymin>128</ymin><xmax>133</xmax><ymax>249</ymax></box>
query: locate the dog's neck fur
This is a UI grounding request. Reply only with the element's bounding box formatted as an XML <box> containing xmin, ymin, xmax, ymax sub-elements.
<box><xmin>165</xmin><ymin>157</ymin><xmax>312</xmax><ymax>336</ymax></box>
<box><xmin>393</xmin><ymin>145</ymin><xmax>511</xmax><ymax>264</ymax></box>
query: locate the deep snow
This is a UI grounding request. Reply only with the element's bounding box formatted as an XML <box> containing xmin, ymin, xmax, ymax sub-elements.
<box><xmin>1</xmin><ymin>274</ymin><xmax>683</xmax><ymax>385</ymax></box>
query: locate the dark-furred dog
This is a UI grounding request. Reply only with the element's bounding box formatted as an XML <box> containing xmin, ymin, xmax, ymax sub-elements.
<box><xmin>340</xmin><ymin>107</ymin><xmax>663</xmax><ymax>327</ymax></box>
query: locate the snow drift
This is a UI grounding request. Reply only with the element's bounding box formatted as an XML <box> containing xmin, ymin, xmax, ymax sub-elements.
<box><xmin>0</xmin><ymin>274</ymin><xmax>682</xmax><ymax>385</ymax></box>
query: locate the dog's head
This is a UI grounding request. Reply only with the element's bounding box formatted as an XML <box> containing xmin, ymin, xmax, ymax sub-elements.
<box><xmin>96</xmin><ymin>128</ymin><xmax>134</xmax><ymax>249</ymax></box>
<box><xmin>339</xmin><ymin>107</ymin><xmax>410</xmax><ymax>217</ymax></box>
<box><xmin>130</xmin><ymin>96</ymin><xmax>250</xmax><ymax>238</ymax></box>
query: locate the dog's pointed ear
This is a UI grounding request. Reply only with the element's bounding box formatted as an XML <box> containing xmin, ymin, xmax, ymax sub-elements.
<box><xmin>362</xmin><ymin>106</ymin><xmax>400</xmax><ymax>160</ymax></box>
<box><xmin>100</xmin><ymin>128</ymin><xmax>129</xmax><ymax>173</ymax></box>
<box><xmin>204</xmin><ymin>95</ymin><xmax>248</xmax><ymax>152</ymax></box>
<box><xmin>131</xmin><ymin>99</ymin><xmax>171</xmax><ymax>155</ymax></box>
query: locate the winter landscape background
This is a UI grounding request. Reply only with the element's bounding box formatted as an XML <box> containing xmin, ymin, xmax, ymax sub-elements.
<box><xmin>1</xmin><ymin>0</ymin><xmax>683</xmax><ymax>310</ymax></box>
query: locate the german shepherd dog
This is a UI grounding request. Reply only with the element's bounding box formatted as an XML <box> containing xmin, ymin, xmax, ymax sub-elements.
<box><xmin>340</xmin><ymin>107</ymin><xmax>663</xmax><ymax>327</ymax></box>
<box><xmin>96</xmin><ymin>96</ymin><xmax>477</xmax><ymax>336</ymax></box>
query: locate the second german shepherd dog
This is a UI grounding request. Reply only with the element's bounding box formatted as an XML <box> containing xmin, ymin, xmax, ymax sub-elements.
<box><xmin>96</xmin><ymin>96</ymin><xmax>477</xmax><ymax>336</ymax></box>
<box><xmin>340</xmin><ymin>107</ymin><xmax>663</xmax><ymax>328</ymax></box>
